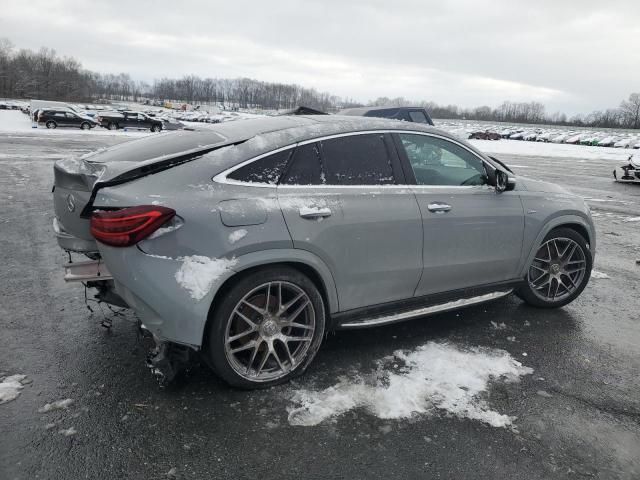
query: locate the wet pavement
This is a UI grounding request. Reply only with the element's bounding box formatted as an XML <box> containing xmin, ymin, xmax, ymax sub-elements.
<box><xmin>1</xmin><ymin>131</ymin><xmax>639</xmax><ymax>479</ymax></box>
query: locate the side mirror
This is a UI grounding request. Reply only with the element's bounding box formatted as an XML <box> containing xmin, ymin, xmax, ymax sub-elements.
<box><xmin>495</xmin><ymin>170</ymin><xmax>515</xmax><ymax>193</ymax></box>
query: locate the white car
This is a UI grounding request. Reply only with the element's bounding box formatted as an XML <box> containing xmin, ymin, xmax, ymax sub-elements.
<box><xmin>613</xmin><ymin>155</ymin><xmax>640</xmax><ymax>183</ymax></box>
<box><xmin>614</xmin><ymin>137</ymin><xmax>637</xmax><ymax>148</ymax></box>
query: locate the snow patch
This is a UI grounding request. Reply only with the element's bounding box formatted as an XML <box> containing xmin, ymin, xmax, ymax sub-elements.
<box><xmin>175</xmin><ymin>255</ymin><xmax>237</xmax><ymax>300</ymax></box>
<box><xmin>623</xmin><ymin>216</ymin><xmax>640</xmax><ymax>222</ymax></box>
<box><xmin>287</xmin><ymin>342</ymin><xmax>533</xmax><ymax>428</ymax></box>
<box><xmin>0</xmin><ymin>374</ymin><xmax>28</xmax><ymax>404</ymax></box>
<box><xmin>228</xmin><ymin>229</ymin><xmax>248</xmax><ymax>244</ymax></box>
<box><xmin>58</xmin><ymin>427</ymin><xmax>77</xmax><ymax>436</ymax></box>
<box><xmin>591</xmin><ymin>270</ymin><xmax>610</xmax><ymax>279</ymax></box>
<box><xmin>38</xmin><ymin>398</ymin><xmax>74</xmax><ymax>412</ymax></box>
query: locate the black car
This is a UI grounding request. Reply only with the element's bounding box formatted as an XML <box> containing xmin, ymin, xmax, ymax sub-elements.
<box><xmin>96</xmin><ymin>111</ymin><xmax>163</xmax><ymax>132</ymax></box>
<box><xmin>37</xmin><ymin>109</ymin><xmax>99</xmax><ymax>130</ymax></box>
<box><xmin>339</xmin><ymin>106</ymin><xmax>434</xmax><ymax>125</ymax></box>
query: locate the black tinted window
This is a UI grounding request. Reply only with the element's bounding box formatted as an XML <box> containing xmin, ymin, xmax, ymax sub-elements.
<box><xmin>228</xmin><ymin>149</ymin><xmax>292</xmax><ymax>184</ymax></box>
<box><xmin>281</xmin><ymin>143</ymin><xmax>323</xmax><ymax>185</ymax></box>
<box><xmin>320</xmin><ymin>134</ymin><xmax>395</xmax><ymax>185</ymax></box>
<box><xmin>408</xmin><ymin>111</ymin><xmax>428</xmax><ymax>123</ymax></box>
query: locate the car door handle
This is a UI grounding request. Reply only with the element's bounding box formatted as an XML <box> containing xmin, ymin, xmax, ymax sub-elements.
<box><xmin>299</xmin><ymin>207</ymin><xmax>332</xmax><ymax>219</ymax></box>
<box><xmin>427</xmin><ymin>202</ymin><xmax>452</xmax><ymax>213</ymax></box>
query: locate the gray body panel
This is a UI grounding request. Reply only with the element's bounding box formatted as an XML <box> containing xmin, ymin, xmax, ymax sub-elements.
<box><xmin>51</xmin><ymin>115</ymin><xmax>596</xmax><ymax>348</ymax></box>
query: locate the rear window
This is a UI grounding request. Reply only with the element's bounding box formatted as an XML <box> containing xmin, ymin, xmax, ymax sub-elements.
<box><xmin>228</xmin><ymin>149</ymin><xmax>292</xmax><ymax>184</ymax></box>
<box><xmin>408</xmin><ymin>111</ymin><xmax>428</xmax><ymax>123</ymax></box>
<box><xmin>280</xmin><ymin>143</ymin><xmax>323</xmax><ymax>185</ymax></box>
<box><xmin>320</xmin><ymin>134</ymin><xmax>395</xmax><ymax>185</ymax></box>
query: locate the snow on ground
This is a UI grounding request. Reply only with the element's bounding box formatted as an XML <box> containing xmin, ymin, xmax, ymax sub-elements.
<box><xmin>0</xmin><ymin>374</ymin><xmax>28</xmax><ymax>404</ymax></box>
<box><xmin>175</xmin><ymin>255</ymin><xmax>237</xmax><ymax>300</ymax></box>
<box><xmin>38</xmin><ymin>398</ymin><xmax>74</xmax><ymax>412</ymax></box>
<box><xmin>469</xmin><ymin>138</ymin><xmax>632</xmax><ymax>161</ymax></box>
<box><xmin>0</xmin><ymin>110</ymin><xmax>152</xmax><ymax>137</ymax></box>
<box><xmin>287</xmin><ymin>342</ymin><xmax>533</xmax><ymax>428</ymax></box>
<box><xmin>591</xmin><ymin>270</ymin><xmax>611</xmax><ymax>279</ymax></box>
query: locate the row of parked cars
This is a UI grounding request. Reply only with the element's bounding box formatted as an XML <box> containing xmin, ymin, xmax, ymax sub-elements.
<box><xmin>454</xmin><ymin>125</ymin><xmax>640</xmax><ymax>149</ymax></box>
<box><xmin>22</xmin><ymin>105</ymin><xmax>185</xmax><ymax>132</ymax></box>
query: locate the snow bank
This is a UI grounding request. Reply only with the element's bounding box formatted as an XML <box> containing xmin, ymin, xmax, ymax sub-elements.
<box><xmin>0</xmin><ymin>374</ymin><xmax>28</xmax><ymax>404</ymax></box>
<box><xmin>175</xmin><ymin>255</ymin><xmax>237</xmax><ymax>300</ymax></box>
<box><xmin>287</xmin><ymin>342</ymin><xmax>533</xmax><ymax>428</ymax></box>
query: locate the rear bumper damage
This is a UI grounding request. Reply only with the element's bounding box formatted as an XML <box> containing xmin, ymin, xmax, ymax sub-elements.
<box><xmin>63</xmin><ymin>259</ymin><xmax>112</xmax><ymax>282</ymax></box>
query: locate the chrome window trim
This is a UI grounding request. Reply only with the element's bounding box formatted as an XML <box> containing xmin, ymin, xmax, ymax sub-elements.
<box><xmin>212</xmin><ymin>129</ymin><xmax>494</xmax><ymax>189</ymax></box>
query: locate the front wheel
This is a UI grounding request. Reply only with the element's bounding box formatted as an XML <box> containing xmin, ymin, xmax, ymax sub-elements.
<box><xmin>80</xmin><ymin>122</ymin><xmax>91</xmax><ymax>130</ymax></box>
<box><xmin>46</xmin><ymin>121</ymin><xmax>56</xmax><ymax>129</ymax></box>
<box><xmin>206</xmin><ymin>267</ymin><xmax>326</xmax><ymax>389</ymax></box>
<box><xmin>151</xmin><ymin>124</ymin><xmax>161</xmax><ymax>132</ymax></box>
<box><xmin>108</xmin><ymin>122</ymin><xmax>118</xmax><ymax>130</ymax></box>
<box><xmin>516</xmin><ymin>228</ymin><xmax>592</xmax><ymax>308</ymax></box>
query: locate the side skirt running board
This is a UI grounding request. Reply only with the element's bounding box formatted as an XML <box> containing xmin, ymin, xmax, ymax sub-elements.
<box><xmin>339</xmin><ymin>290</ymin><xmax>512</xmax><ymax>329</ymax></box>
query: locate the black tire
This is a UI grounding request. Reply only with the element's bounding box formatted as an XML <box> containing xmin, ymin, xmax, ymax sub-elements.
<box><xmin>515</xmin><ymin>227</ymin><xmax>592</xmax><ymax>308</ymax></box>
<box><xmin>108</xmin><ymin>122</ymin><xmax>118</xmax><ymax>130</ymax></box>
<box><xmin>151</xmin><ymin>124</ymin><xmax>161</xmax><ymax>132</ymax></box>
<box><xmin>206</xmin><ymin>266</ymin><xmax>326</xmax><ymax>389</ymax></box>
<box><xmin>46</xmin><ymin>121</ymin><xmax>56</xmax><ymax>129</ymax></box>
<box><xmin>80</xmin><ymin>122</ymin><xmax>90</xmax><ymax>130</ymax></box>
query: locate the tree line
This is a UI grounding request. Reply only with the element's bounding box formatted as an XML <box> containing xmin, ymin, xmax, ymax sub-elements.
<box><xmin>1</xmin><ymin>38</ymin><xmax>639</xmax><ymax>129</ymax></box>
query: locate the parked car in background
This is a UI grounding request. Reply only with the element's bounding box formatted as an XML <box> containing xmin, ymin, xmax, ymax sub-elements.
<box><xmin>53</xmin><ymin>115</ymin><xmax>595</xmax><ymax>388</ymax></box>
<box><xmin>160</xmin><ymin>117</ymin><xmax>186</xmax><ymax>131</ymax></box>
<box><xmin>613</xmin><ymin>154</ymin><xmax>640</xmax><ymax>183</ymax></box>
<box><xmin>339</xmin><ymin>106</ymin><xmax>435</xmax><ymax>125</ymax></box>
<box><xmin>96</xmin><ymin>111</ymin><xmax>163</xmax><ymax>131</ymax></box>
<box><xmin>37</xmin><ymin>109</ymin><xmax>99</xmax><ymax>130</ymax></box>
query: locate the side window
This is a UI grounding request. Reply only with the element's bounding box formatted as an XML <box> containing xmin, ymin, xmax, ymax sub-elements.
<box><xmin>280</xmin><ymin>143</ymin><xmax>323</xmax><ymax>185</ymax></box>
<box><xmin>320</xmin><ymin>134</ymin><xmax>395</xmax><ymax>185</ymax></box>
<box><xmin>54</xmin><ymin>111</ymin><xmax>66</xmax><ymax>118</ymax></box>
<box><xmin>398</xmin><ymin>134</ymin><xmax>488</xmax><ymax>186</ymax></box>
<box><xmin>408</xmin><ymin>111</ymin><xmax>428</xmax><ymax>123</ymax></box>
<box><xmin>227</xmin><ymin>149</ymin><xmax>292</xmax><ymax>185</ymax></box>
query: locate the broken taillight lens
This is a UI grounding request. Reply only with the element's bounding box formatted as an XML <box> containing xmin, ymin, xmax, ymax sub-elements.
<box><xmin>90</xmin><ymin>206</ymin><xmax>175</xmax><ymax>247</ymax></box>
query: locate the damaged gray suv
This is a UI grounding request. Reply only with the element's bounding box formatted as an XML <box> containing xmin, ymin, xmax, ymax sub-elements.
<box><xmin>53</xmin><ymin>115</ymin><xmax>595</xmax><ymax>388</ymax></box>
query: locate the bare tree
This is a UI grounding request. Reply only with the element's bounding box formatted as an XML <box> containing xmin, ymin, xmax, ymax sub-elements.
<box><xmin>620</xmin><ymin>93</ymin><xmax>640</xmax><ymax>129</ymax></box>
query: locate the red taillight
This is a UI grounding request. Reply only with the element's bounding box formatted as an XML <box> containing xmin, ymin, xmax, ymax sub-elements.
<box><xmin>90</xmin><ymin>206</ymin><xmax>175</xmax><ymax>247</ymax></box>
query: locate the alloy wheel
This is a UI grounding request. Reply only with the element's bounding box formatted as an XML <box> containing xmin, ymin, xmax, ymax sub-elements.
<box><xmin>528</xmin><ymin>237</ymin><xmax>587</xmax><ymax>302</ymax></box>
<box><xmin>224</xmin><ymin>281</ymin><xmax>316</xmax><ymax>382</ymax></box>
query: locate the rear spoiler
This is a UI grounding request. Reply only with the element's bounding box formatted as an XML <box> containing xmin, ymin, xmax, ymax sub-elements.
<box><xmin>80</xmin><ymin>139</ymin><xmax>247</xmax><ymax>218</ymax></box>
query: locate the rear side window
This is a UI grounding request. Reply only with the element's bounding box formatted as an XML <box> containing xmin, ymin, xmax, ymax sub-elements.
<box><xmin>408</xmin><ymin>111</ymin><xmax>428</xmax><ymax>123</ymax></box>
<box><xmin>280</xmin><ymin>143</ymin><xmax>323</xmax><ymax>185</ymax></box>
<box><xmin>320</xmin><ymin>134</ymin><xmax>395</xmax><ymax>185</ymax></box>
<box><xmin>228</xmin><ymin>149</ymin><xmax>292</xmax><ymax>185</ymax></box>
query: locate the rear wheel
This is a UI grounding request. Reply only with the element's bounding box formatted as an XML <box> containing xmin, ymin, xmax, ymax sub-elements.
<box><xmin>516</xmin><ymin>228</ymin><xmax>592</xmax><ymax>308</ymax></box>
<box><xmin>46</xmin><ymin>121</ymin><xmax>56</xmax><ymax>129</ymax></box>
<box><xmin>108</xmin><ymin>122</ymin><xmax>118</xmax><ymax>130</ymax></box>
<box><xmin>206</xmin><ymin>267</ymin><xmax>325</xmax><ymax>389</ymax></box>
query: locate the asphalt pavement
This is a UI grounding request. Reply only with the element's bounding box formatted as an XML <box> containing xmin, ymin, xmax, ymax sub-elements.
<box><xmin>1</xmin><ymin>130</ymin><xmax>639</xmax><ymax>480</ymax></box>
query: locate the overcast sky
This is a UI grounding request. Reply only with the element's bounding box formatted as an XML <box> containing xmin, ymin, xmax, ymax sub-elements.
<box><xmin>2</xmin><ymin>0</ymin><xmax>639</xmax><ymax>114</ymax></box>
